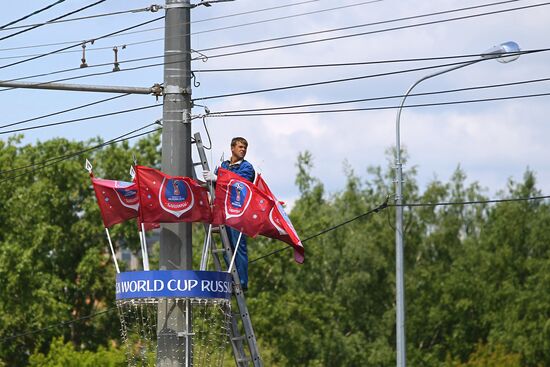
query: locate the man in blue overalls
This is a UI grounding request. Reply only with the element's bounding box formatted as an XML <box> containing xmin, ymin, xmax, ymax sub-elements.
<box><xmin>203</xmin><ymin>137</ymin><xmax>255</xmax><ymax>291</ymax></box>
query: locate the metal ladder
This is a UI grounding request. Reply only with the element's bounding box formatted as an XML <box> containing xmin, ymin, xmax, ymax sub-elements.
<box><xmin>192</xmin><ymin>132</ymin><xmax>263</xmax><ymax>367</ymax></box>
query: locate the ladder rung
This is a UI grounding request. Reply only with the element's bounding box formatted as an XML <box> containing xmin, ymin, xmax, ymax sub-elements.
<box><xmin>211</xmin><ymin>248</ymin><xmax>226</xmax><ymax>254</ymax></box>
<box><xmin>232</xmin><ymin>335</ymin><xmax>246</xmax><ymax>341</ymax></box>
<box><xmin>211</xmin><ymin>226</ymin><xmax>220</xmax><ymax>233</ymax></box>
<box><xmin>237</xmin><ymin>357</ymin><xmax>251</xmax><ymax>363</ymax></box>
<box><xmin>193</xmin><ymin>162</ymin><xmax>202</xmax><ymax>166</ymax></box>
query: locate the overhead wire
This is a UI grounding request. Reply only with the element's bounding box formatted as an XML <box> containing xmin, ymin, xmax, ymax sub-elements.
<box><xmin>0</xmin><ymin>15</ymin><xmax>164</xmax><ymax>70</ymax></box>
<box><xmin>209</xmin><ymin>92</ymin><xmax>550</xmax><ymax>117</ymax></box>
<box><xmin>195</xmin><ymin>1</ymin><xmax>550</xmax><ymax>60</ymax></box>
<box><xmin>0</xmin><ymin>4</ymin><xmax>161</xmax><ymax>31</ymax></box>
<box><xmin>207</xmin><ymin>75</ymin><xmax>550</xmax><ymax>114</ymax></box>
<box><xmin>0</xmin><ymin>0</ymin><xmax>323</xmax><ymax>53</ymax></box>
<box><xmin>0</xmin><ymin>308</ymin><xmax>115</xmax><ymax>343</ymax></box>
<box><xmin>0</xmin><ymin>0</ymin><xmax>107</xmax><ymax>43</ymax></box>
<box><xmin>3</xmin><ymin>48</ymin><xmax>549</xmax><ymax>89</ymax></box>
<box><xmin>250</xmin><ymin>194</ymin><xmax>550</xmax><ymax>263</ymax></box>
<box><xmin>0</xmin><ymin>0</ymin><xmax>66</xmax><ymax>29</ymax></box>
<box><xmin>0</xmin><ymin>94</ymin><xmax>131</xmax><ymax>130</ymax></box>
<box><xmin>0</xmin><ymin>0</ymin><xmax>382</xmax><ymax>61</ymax></box>
<box><xmin>0</xmin><ymin>122</ymin><xmax>162</xmax><ymax>182</ymax></box>
<box><xmin>0</xmin><ymin>1</ymin><xmax>544</xmax><ymax>83</ymax></box>
<box><xmin>0</xmin><ymin>104</ymin><xmax>161</xmax><ymax>135</ymax></box>
<box><xmin>193</xmin><ymin>52</ymin><xmax>548</xmax><ymax>101</ymax></box>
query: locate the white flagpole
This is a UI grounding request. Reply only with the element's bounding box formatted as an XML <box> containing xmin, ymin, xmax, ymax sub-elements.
<box><xmin>227</xmin><ymin>231</ymin><xmax>243</xmax><ymax>274</ymax></box>
<box><xmin>139</xmin><ymin>223</ymin><xmax>150</xmax><ymax>271</ymax></box>
<box><xmin>104</xmin><ymin>228</ymin><xmax>120</xmax><ymax>274</ymax></box>
<box><xmin>200</xmin><ymin>224</ymin><xmax>212</xmax><ymax>271</ymax></box>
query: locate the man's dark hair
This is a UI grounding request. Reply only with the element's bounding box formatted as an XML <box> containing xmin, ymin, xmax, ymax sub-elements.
<box><xmin>231</xmin><ymin>137</ymin><xmax>248</xmax><ymax>148</ymax></box>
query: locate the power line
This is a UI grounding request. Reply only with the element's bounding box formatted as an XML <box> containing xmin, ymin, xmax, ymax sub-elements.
<box><xmin>0</xmin><ymin>0</ymin><xmax>381</xmax><ymax>61</ymax></box>
<box><xmin>250</xmin><ymin>200</ymin><xmax>388</xmax><ymax>263</ymax></box>
<box><xmin>0</xmin><ymin>0</ymin><xmax>66</xmax><ymax>29</ymax></box>
<box><xmin>3</xmin><ymin>48</ymin><xmax>548</xmax><ymax>90</ymax></box>
<box><xmin>208</xmin><ymin>75</ymin><xmax>550</xmax><ymax>114</ymax></box>
<box><xmin>395</xmin><ymin>195</ymin><xmax>550</xmax><ymax>207</ymax></box>
<box><xmin>0</xmin><ymin>0</ymin><xmax>107</xmax><ymax>43</ymax></box>
<box><xmin>0</xmin><ymin>0</ymin><xmax>321</xmax><ymax>53</ymax></box>
<box><xmin>0</xmin><ymin>16</ymin><xmax>164</xmax><ymax>71</ymax></box>
<box><xmin>0</xmin><ymin>94</ymin><xmax>130</xmax><ymax>129</ymax></box>
<box><xmin>195</xmin><ymin>1</ymin><xmax>550</xmax><ymax>60</ymax></box>
<box><xmin>194</xmin><ymin>54</ymin><xmax>548</xmax><ymax>101</ymax></box>
<box><xmin>0</xmin><ymin>123</ymin><xmax>162</xmax><ymax>183</ymax></box>
<box><xmin>0</xmin><ymin>104</ymin><xmax>161</xmax><ymax>135</ymax></box>
<box><xmin>0</xmin><ymin>308</ymin><xmax>115</xmax><ymax>343</ymax></box>
<box><xmin>209</xmin><ymin>91</ymin><xmax>550</xmax><ymax>117</ymax></box>
<box><xmin>0</xmin><ymin>5</ymin><xmax>160</xmax><ymax>31</ymax></box>
<box><xmin>250</xmin><ymin>194</ymin><xmax>550</xmax><ymax>263</ymax></box>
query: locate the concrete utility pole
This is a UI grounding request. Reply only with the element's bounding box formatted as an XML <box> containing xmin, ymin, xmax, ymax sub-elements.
<box><xmin>156</xmin><ymin>0</ymin><xmax>193</xmax><ymax>366</ymax></box>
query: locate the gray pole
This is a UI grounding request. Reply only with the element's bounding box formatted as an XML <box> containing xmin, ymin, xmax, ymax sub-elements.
<box><xmin>0</xmin><ymin>80</ymin><xmax>161</xmax><ymax>95</ymax></box>
<box><xmin>393</xmin><ymin>42</ymin><xmax>520</xmax><ymax>366</ymax></box>
<box><xmin>157</xmin><ymin>0</ymin><xmax>192</xmax><ymax>366</ymax></box>
<box><xmin>394</xmin><ymin>61</ymin><xmax>476</xmax><ymax>367</ymax></box>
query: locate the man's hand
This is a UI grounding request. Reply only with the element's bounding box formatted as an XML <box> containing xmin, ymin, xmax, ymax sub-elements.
<box><xmin>203</xmin><ymin>170</ymin><xmax>217</xmax><ymax>182</ymax></box>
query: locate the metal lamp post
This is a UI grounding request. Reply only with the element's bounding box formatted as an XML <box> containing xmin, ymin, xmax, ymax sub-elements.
<box><xmin>393</xmin><ymin>41</ymin><xmax>521</xmax><ymax>367</ymax></box>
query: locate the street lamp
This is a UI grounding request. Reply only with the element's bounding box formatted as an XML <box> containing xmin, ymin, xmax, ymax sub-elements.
<box><xmin>393</xmin><ymin>41</ymin><xmax>520</xmax><ymax>367</ymax></box>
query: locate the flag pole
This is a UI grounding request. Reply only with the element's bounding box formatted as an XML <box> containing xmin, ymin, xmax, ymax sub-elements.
<box><xmin>104</xmin><ymin>228</ymin><xmax>120</xmax><ymax>273</ymax></box>
<box><xmin>140</xmin><ymin>223</ymin><xmax>150</xmax><ymax>271</ymax></box>
<box><xmin>200</xmin><ymin>224</ymin><xmax>212</xmax><ymax>271</ymax></box>
<box><xmin>227</xmin><ymin>231</ymin><xmax>243</xmax><ymax>273</ymax></box>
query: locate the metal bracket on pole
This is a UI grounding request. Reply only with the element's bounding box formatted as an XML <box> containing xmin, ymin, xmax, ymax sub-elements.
<box><xmin>165</xmin><ymin>2</ymin><xmax>192</xmax><ymax>8</ymax></box>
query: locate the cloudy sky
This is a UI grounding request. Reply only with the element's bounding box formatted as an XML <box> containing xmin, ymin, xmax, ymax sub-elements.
<box><xmin>1</xmin><ymin>0</ymin><xmax>549</xmax><ymax>205</ymax></box>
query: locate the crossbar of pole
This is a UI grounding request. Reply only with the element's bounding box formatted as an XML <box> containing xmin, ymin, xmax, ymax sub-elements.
<box><xmin>0</xmin><ymin>80</ymin><xmax>158</xmax><ymax>94</ymax></box>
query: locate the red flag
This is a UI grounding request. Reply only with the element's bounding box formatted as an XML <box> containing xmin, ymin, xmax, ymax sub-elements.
<box><xmin>90</xmin><ymin>175</ymin><xmax>139</xmax><ymax>228</ymax></box>
<box><xmin>255</xmin><ymin>174</ymin><xmax>305</xmax><ymax>263</ymax></box>
<box><xmin>135</xmin><ymin>165</ymin><xmax>212</xmax><ymax>224</ymax></box>
<box><xmin>213</xmin><ymin>168</ymin><xmax>274</xmax><ymax>237</ymax></box>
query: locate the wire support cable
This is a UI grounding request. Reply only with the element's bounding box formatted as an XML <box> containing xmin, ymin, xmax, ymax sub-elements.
<box><xmin>0</xmin><ymin>104</ymin><xmax>161</xmax><ymax>135</ymax></box>
<box><xmin>0</xmin><ymin>308</ymin><xmax>115</xmax><ymax>343</ymax></box>
<box><xmin>0</xmin><ymin>15</ymin><xmax>164</xmax><ymax>71</ymax></box>
<box><xmin>209</xmin><ymin>91</ymin><xmax>550</xmax><ymax>117</ymax></box>
<box><xmin>250</xmin><ymin>193</ymin><xmax>550</xmax><ymax>263</ymax></box>
<box><xmin>0</xmin><ymin>0</ymin><xmax>66</xmax><ymax>29</ymax></box>
<box><xmin>0</xmin><ymin>123</ymin><xmax>162</xmax><ymax>182</ymax></box>
<box><xmin>250</xmin><ymin>200</ymin><xmax>389</xmax><ymax>263</ymax></box>
<box><xmin>193</xmin><ymin>52</ymin><xmax>549</xmax><ymax>101</ymax></box>
<box><xmin>0</xmin><ymin>94</ymin><xmax>131</xmax><ymax>129</ymax></box>
<box><xmin>0</xmin><ymin>0</ymin><xmax>323</xmax><ymax>53</ymax></box>
<box><xmin>194</xmin><ymin>0</ymin><xmax>550</xmax><ymax>60</ymax></box>
<box><xmin>0</xmin><ymin>0</ymin><xmax>382</xmax><ymax>61</ymax></box>
<box><xmin>3</xmin><ymin>48</ymin><xmax>549</xmax><ymax>90</ymax></box>
<box><xmin>207</xmin><ymin>75</ymin><xmax>550</xmax><ymax>115</ymax></box>
<box><xmin>0</xmin><ymin>4</ymin><xmax>161</xmax><ymax>31</ymax></box>
<box><xmin>0</xmin><ymin>0</ymin><xmax>107</xmax><ymax>43</ymax></box>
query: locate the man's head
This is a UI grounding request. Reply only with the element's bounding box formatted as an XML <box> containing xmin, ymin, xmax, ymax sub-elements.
<box><xmin>230</xmin><ymin>137</ymin><xmax>248</xmax><ymax>162</ymax></box>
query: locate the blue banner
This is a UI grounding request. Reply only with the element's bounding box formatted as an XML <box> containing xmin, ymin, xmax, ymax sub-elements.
<box><xmin>115</xmin><ymin>270</ymin><xmax>232</xmax><ymax>300</ymax></box>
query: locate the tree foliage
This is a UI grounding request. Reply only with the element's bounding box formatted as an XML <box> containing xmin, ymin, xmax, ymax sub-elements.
<box><xmin>0</xmin><ymin>136</ymin><xmax>548</xmax><ymax>366</ymax></box>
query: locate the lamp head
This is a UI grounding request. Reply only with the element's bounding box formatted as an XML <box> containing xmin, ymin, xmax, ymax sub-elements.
<box><xmin>482</xmin><ymin>41</ymin><xmax>521</xmax><ymax>63</ymax></box>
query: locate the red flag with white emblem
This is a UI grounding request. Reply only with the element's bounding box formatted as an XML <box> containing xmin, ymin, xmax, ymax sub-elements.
<box><xmin>255</xmin><ymin>174</ymin><xmax>305</xmax><ymax>263</ymax></box>
<box><xmin>90</xmin><ymin>175</ymin><xmax>139</xmax><ymax>228</ymax></box>
<box><xmin>135</xmin><ymin>165</ymin><xmax>212</xmax><ymax>224</ymax></box>
<box><xmin>213</xmin><ymin>168</ymin><xmax>275</xmax><ymax>237</ymax></box>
